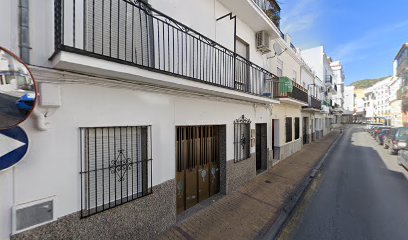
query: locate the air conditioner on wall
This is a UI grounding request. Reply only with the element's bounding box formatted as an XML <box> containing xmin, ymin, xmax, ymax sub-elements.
<box><xmin>255</xmin><ymin>31</ymin><xmax>271</xmax><ymax>54</ymax></box>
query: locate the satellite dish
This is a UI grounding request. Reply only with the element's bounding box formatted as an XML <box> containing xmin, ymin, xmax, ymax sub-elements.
<box><xmin>273</xmin><ymin>42</ymin><xmax>283</xmax><ymax>55</ymax></box>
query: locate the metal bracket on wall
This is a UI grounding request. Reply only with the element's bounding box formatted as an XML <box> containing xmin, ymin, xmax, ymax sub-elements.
<box><xmin>216</xmin><ymin>12</ymin><xmax>237</xmax><ymax>54</ymax></box>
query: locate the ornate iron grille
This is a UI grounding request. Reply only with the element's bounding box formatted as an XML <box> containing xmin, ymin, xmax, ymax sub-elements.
<box><xmin>234</xmin><ymin>115</ymin><xmax>251</xmax><ymax>162</ymax></box>
<box><xmin>53</xmin><ymin>0</ymin><xmax>278</xmax><ymax>98</ymax></box>
<box><xmin>80</xmin><ymin>126</ymin><xmax>152</xmax><ymax>218</ymax></box>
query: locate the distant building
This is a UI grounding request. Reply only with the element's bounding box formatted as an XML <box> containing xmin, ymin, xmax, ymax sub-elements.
<box><xmin>389</xmin><ymin>77</ymin><xmax>402</xmax><ymax>127</ymax></box>
<box><xmin>301</xmin><ymin>46</ymin><xmax>341</xmax><ymax>130</ymax></box>
<box><xmin>353</xmin><ymin>88</ymin><xmax>366</xmax><ymax>122</ymax></box>
<box><xmin>371</xmin><ymin>77</ymin><xmax>392</xmax><ymax>124</ymax></box>
<box><xmin>343</xmin><ymin>86</ymin><xmax>355</xmax><ymax>112</ymax></box>
<box><xmin>394</xmin><ymin>43</ymin><xmax>408</xmax><ymax>126</ymax></box>
<box><xmin>330</xmin><ymin>60</ymin><xmax>345</xmax><ymax>111</ymax></box>
<box><xmin>364</xmin><ymin>87</ymin><xmax>375</xmax><ymax>121</ymax></box>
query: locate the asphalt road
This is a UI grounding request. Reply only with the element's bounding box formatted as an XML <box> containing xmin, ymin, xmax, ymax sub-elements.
<box><xmin>0</xmin><ymin>92</ymin><xmax>26</xmax><ymax>127</ymax></box>
<box><xmin>289</xmin><ymin>126</ymin><xmax>408</xmax><ymax>240</ymax></box>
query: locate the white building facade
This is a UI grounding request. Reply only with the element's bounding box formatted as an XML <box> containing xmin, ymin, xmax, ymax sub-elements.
<box><xmin>330</xmin><ymin>60</ymin><xmax>345</xmax><ymax>124</ymax></box>
<box><xmin>394</xmin><ymin>43</ymin><xmax>408</xmax><ymax>126</ymax></box>
<box><xmin>343</xmin><ymin>86</ymin><xmax>355</xmax><ymax>112</ymax></box>
<box><xmin>0</xmin><ymin>0</ymin><xmax>338</xmax><ymax>239</ymax></box>
<box><xmin>301</xmin><ymin>46</ymin><xmax>338</xmax><ymax>135</ymax></box>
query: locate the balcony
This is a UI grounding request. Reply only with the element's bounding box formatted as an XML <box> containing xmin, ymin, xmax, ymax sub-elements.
<box><xmin>325</xmin><ymin>75</ymin><xmax>333</xmax><ymax>85</ymax></box>
<box><xmin>52</xmin><ymin>0</ymin><xmax>279</xmax><ymax>103</ymax></box>
<box><xmin>273</xmin><ymin>79</ymin><xmax>308</xmax><ymax>105</ymax></box>
<box><xmin>311</xmin><ymin>96</ymin><xmax>322</xmax><ymax>109</ymax></box>
<box><xmin>252</xmin><ymin>0</ymin><xmax>281</xmax><ymax>28</ymax></box>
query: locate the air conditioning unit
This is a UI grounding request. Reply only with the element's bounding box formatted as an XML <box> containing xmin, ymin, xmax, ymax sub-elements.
<box><xmin>256</xmin><ymin>31</ymin><xmax>271</xmax><ymax>54</ymax></box>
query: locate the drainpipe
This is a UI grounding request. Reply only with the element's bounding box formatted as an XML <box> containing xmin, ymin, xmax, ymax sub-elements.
<box><xmin>19</xmin><ymin>0</ymin><xmax>30</xmax><ymax>63</ymax></box>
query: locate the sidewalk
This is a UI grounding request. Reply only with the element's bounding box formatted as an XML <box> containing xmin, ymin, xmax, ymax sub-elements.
<box><xmin>159</xmin><ymin>131</ymin><xmax>340</xmax><ymax>240</ymax></box>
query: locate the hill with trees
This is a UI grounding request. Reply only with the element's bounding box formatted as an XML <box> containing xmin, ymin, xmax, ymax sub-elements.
<box><xmin>349</xmin><ymin>76</ymin><xmax>390</xmax><ymax>89</ymax></box>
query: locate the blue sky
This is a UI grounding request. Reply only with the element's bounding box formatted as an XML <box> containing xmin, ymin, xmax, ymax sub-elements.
<box><xmin>279</xmin><ymin>0</ymin><xmax>408</xmax><ymax>85</ymax></box>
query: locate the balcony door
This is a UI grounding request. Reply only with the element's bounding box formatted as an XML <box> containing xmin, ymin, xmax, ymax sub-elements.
<box><xmin>235</xmin><ymin>38</ymin><xmax>250</xmax><ymax>92</ymax></box>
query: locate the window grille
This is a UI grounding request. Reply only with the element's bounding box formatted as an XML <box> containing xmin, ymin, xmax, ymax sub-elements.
<box><xmin>285</xmin><ymin>117</ymin><xmax>292</xmax><ymax>143</ymax></box>
<box><xmin>234</xmin><ymin>115</ymin><xmax>251</xmax><ymax>162</ymax></box>
<box><xmin>295</xmin><ymin>117</ymin><xmax>300</xmax><ymax>140</ymax></box>
<box><xmin>80</xmin><ymin>126</ymin><xmax>152</xmax><ymax>218</ymax></box>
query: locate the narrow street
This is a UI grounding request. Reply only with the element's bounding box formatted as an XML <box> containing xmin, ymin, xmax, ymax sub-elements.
<box><xmin>285</xmin><ymin>126</ymin><xmax>408</xmax><ymax>240</ymax></box>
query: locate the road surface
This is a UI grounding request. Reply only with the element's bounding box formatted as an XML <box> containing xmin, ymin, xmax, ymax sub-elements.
<box><xmin>286</xmin><ymin>126</ymin><xmax>408</xmax><ymax>240</ymax></box>
<box><xmin>0</xmin><ymin>92</ymin><xmax>26</xmax><ymax>127</ymax></box>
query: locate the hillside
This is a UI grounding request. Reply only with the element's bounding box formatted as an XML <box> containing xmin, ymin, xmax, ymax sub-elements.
<box><xmin>349</xmin><ymin>76</ymin><xmax>390</xmax><ymax>89</ymax></box>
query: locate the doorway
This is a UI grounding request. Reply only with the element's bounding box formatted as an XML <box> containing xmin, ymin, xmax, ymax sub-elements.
<box><xmin>256</xmin><ymin>123</ymin><xmax>267</xmax><ymax>173</ymax></box>
<box><xmin>272</xmin><ymin>119</ymin><xmax>279</xmax><ymax>159</ymax></box>
<box><xmin>303</xmin><ymin>117</ymin><xmax>308</xmax><ymax>144</ymax></box>
<box><xmin>311</xmin><ymin>119</ymin><xmax>314</xmax><ymax>142</ymax></box>
<box><xmin>176</xmin><ymin>126</ymin><xmax>221</xmax><ymax>214</ymax></box>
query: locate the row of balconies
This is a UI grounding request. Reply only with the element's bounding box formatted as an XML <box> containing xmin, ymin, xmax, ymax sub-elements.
<box><xmin>52</xmin><ymin>0</ymin><xmax>326</xmax><ymax>106</ymax></box>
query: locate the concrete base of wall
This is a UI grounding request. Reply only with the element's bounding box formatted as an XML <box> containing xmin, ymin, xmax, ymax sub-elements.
<box><xmin>267</xmin><ymin>149</ymin><xmax>277</xmax><ymax>170</ymax></box>
<box><xmin>273</xmin><ymin>139</ymin><xmax>303</xmax><ymax>160</ymax></box>
<box><xmin>316</xmin><ymin>130</ymin><xmax>323</xmax><ymax>139</ymax></box>
<box><xmin>226</xmin><ymin>154</ymin><xmax>256</xmax><ymax>194</ymax></box>
<box><xmin>12</xmin><ymin>179</ymin><xmax>176</xmax><ymax>240</ymax></box>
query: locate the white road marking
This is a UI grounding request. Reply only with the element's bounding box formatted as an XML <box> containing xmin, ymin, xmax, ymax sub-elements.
<box><xmin>0</xmin><ymin>133</ymin><xmax>25</xmax><ymax>158</ymax></box>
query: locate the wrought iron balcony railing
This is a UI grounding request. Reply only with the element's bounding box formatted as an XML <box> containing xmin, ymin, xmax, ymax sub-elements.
<box><xmin>273</xmin><ymin>80</ymin><xmax>308</xmax><ymax>104</ymax></box>
<box><xmin>310</xmin><ymin>96</ymin><xmax>322</xmax><ymax>110</ymax></box>
<box><xmin>325</xmin><ymin>75</ymin><xmax>333</xmax><ymax>84</ymax></box>
<box><xmin>53</xmin><ymin>0</ymin><xmax>278</xmax><ymax>99</ymax></box>
<box><xmin>252</xmin><ymin>0</ymin><xmax>281</xmax><ymax>28</ymax></box>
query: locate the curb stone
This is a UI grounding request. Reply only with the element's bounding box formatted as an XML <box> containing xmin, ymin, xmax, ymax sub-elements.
<box><xmin>260</xmin><ymin>130</ymin><xmax>344</xmax><ymax>240</ymax></box>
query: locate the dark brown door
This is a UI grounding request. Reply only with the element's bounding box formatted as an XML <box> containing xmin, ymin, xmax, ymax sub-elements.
<box><xmin>303</xmin><ymin>117</ymin><xmax>308</xmax><ymax>144</ymax></box>
<box><xmin>176</xmin><ymin>126</ymin><xmax>220</xmax><ymax>214</ymax></box>
<box><xmin>256</xmin><ymin>123</ymin><xmax>267</xmax><ymax>172</ymax></box>
<box><xmin>272</xmin><ymin>119</ymin><xmax>277</xmax><ymax>159</ymax></box>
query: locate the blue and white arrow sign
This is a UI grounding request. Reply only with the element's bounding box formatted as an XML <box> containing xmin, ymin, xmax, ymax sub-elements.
<box><xmin>0</xmin><ymin>126</ymin><xmax>29</xmax><ymax>171</ymax></box>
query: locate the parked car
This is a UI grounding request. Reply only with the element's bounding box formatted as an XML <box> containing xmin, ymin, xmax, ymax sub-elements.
<box><xmin>384</xmin><ymin>127</ymin><xmax>408</xmax><ymax>154</ymax></box>
<box><xmin>373</xmin><ymin>127</ymin><xmax>391</xmax><ymax>139</ymax></box>
<box><xmin>398</xmin><ymin>149</ymin><xmax>408</xmax><ymax>169</ymax></box>
<box><xmin>16</xmin><ymin>93</ymin><xmax>35</xmax><ymax>113</ymax></box>
<box><xmin>376</xmin><ymin>129</ymin><xmax>391</xmax><ymax>145</ymax></box>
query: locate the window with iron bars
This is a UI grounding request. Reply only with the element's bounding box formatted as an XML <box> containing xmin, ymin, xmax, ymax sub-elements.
<box><xmin>234</xmin><ymin>115</ymin><xmax>251</xmax><ymax>162</ymax></box>
<box><xmin>80</xmin><ymin>126</ymin><xmax>152</xmax><ymax>218</ymax></box>
<box><xmin>285</xmin><ymin>117</ymin><xmax>292</xmax><ymax>143</ymax></box>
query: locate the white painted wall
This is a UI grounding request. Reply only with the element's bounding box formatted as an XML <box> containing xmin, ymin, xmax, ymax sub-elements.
<box><xmin>300</xmin><ymin>67</ymin><xmax>315</xmax><ymax>96</ymax></box>
<box><xmin>301</xmin><ymin>47</ymin><xmax>324</xmax><ymax>81</ymax></box>
<box><xmin>344</xmin><ymin>86</ymin><xmax>355</xmax><ymax>112</ymax></box>
<box><xmin>0</xmin><ymin>67</ymin><xmax>278</xmax><ymax>239</ymax></box>
<box><xmin>0</xmin><ymin>0</ymin><xmax>19</xmax><ymax>54</ymax></box>
<box><xmin>0</xmin><ymin>1</ymin><xmax>316</xmax><ymax>238</ymax></box>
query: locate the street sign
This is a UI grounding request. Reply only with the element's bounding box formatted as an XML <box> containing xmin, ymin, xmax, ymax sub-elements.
<box><xmin>0</xmin><ymin>126</ymin><xmax>29</xmax><ymax>171</ymax></box>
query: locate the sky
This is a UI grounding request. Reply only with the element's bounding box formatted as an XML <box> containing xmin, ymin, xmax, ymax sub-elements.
<box><xmin>279</xmin><ymin>0</ymin><xmax>408</xmax><ymax>85</ymax></box>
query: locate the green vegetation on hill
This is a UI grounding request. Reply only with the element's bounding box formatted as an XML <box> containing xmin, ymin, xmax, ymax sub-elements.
<box><xmin>349</xmin><ymin>76</ymin><xmax>390</xmax><ymax>89</ymax></box>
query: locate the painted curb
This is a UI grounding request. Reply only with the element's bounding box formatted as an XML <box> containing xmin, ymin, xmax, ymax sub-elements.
<box><xmin>260</xmin><ymin>130</ymin><xmax>344</xmax><ymax>240</ymax></box>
